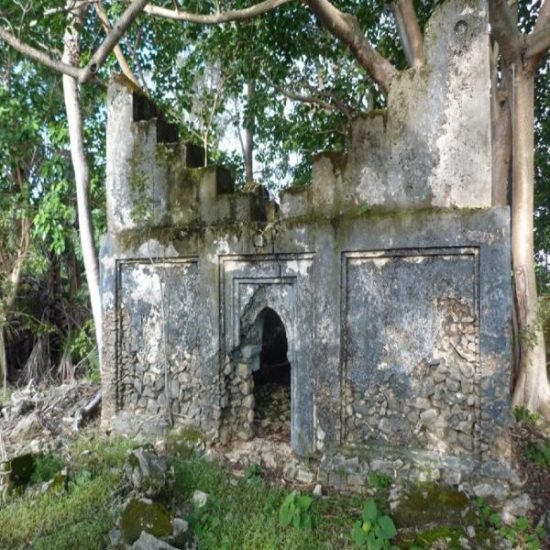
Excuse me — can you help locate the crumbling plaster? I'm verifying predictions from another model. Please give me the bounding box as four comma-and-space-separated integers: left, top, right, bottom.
101, 0, 516, 499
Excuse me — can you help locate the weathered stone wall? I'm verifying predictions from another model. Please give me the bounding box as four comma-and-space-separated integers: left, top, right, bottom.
101, 0, 516, 499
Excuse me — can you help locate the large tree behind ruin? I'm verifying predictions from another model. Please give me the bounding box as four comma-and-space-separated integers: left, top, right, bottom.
0, 0, 549, 416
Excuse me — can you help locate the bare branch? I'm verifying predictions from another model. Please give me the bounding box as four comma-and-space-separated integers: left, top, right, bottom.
533, 0, 550, 34
302, 82, 355, 116
0, 25, 82, 79
144, 0, 292, 24
525, 25, 550, 60
488, 0, 524, 64
273, 82, 352, 118
44, 1, 98, 17
94, 0, 141, 87
391, 0, 424, 68
304, 0, 397, 93
80, 0, 149, 83
522, 2, 550, 71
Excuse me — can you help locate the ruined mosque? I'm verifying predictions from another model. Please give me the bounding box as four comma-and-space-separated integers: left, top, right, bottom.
100, 0, 517, 495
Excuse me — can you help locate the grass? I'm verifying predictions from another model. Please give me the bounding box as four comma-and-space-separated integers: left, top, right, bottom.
172, 458, 376, 549
0, 436, 133, 550
0, 436, 544, 550
0, 440, 367, 550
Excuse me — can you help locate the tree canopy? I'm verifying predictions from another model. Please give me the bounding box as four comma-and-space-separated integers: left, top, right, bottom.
0, 0, 549, 416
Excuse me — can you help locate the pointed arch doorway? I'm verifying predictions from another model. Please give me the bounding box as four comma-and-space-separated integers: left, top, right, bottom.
252, 307, 291, 441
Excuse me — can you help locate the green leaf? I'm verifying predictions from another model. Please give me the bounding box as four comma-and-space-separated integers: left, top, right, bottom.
516, 516, 529, 531
351, 520, 367, 545
279, 503, 293, 527
367, 531, 382, 550
301, 511, 314, 530
293, 512, 301, 529
490, 512, 502, 528
378, 515, 397, 539
362, 499, 378, 523
297, 495, 313, 510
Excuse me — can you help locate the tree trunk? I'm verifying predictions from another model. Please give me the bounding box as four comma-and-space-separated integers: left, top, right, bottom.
0, 326, 7, 391
244, 79, 255, 182
0, 195, 31, 388
510, 71, 550, 416
62, 5, 103, 356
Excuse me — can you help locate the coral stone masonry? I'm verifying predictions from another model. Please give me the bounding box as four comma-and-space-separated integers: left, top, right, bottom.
101, 0, 517, 499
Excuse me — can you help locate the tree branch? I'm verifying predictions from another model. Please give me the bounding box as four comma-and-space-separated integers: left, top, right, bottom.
391, 0, 424, 68
44, 1, 98, 17
533, 0, 550, 34
0, 25, 81, 79
79, 0, 149, 83
0, 3, 112, 86
273, 82, 352, 118
525, 25, 550, 60
303, 0, 397, 93
488, 0, 524, 64
302, 82, 355, 116
522, 1, 550, 72
144, 0, 292, 24
94, 0, 141, 87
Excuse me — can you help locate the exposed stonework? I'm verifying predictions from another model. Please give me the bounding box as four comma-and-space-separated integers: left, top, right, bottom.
101, 0, 516, 501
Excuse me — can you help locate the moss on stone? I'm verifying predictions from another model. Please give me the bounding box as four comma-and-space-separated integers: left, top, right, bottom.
393, 482, 471, 528
166, 427, 205, 460
283, 205, 489, 231
119, 498, 172, 545
398, 525, 465, 548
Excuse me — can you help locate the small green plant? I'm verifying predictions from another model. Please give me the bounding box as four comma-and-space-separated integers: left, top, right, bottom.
359, 202, 371, 214
244, 462, 263, 486
244, 462, 262, 479
526, 440, 550, 466
368, 471, 392, 491
70, 469, 93, 488
476, 498, 546, 550
279, 490, 316, 530
351, 498, 397, 549
71, 320, 100, 382
188, 495, 223, 540
513, 406, 540, 424
475, 497, 501, 528
29, 454, 65, 484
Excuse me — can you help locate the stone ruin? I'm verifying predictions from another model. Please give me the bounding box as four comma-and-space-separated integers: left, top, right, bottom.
101, 0, 518, 498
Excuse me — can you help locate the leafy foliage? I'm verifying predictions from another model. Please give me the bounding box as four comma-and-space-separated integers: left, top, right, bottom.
351, 498, 397, 549
0, 42, 106, 384
29, 454, 65, 484
514, 406, 540, 424
476, 497, 547, 550
526, 439, 550, 466
279, 490, 316, 530
368, 470, 393, 491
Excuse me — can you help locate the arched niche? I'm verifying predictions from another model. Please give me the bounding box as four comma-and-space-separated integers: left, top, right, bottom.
233, 279, 315, 456
245, 307, 291, 441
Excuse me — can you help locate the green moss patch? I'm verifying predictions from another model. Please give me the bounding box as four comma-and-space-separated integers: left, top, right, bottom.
166, 426, 205, 460
119, 498, 172, 544
393, 482, 471, 528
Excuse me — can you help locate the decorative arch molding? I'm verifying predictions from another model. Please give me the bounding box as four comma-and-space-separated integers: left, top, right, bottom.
219, 253, 315, 456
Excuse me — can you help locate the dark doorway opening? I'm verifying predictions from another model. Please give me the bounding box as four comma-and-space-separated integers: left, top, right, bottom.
253, 308, 291, 440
